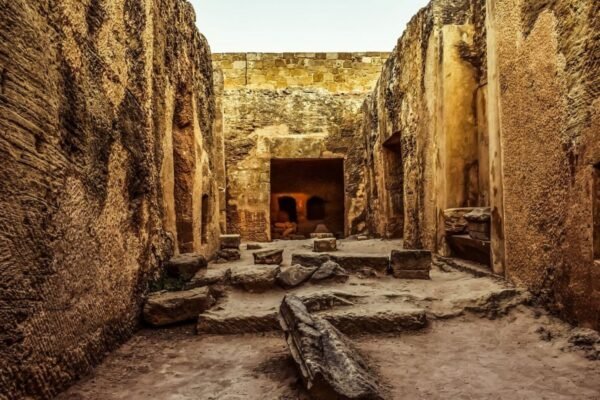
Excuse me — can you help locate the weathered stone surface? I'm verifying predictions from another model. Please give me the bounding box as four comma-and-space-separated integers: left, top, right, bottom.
464, 208, 491, 240
197, 309, 279, 334
390, 250, 431, 280
247, 244, 263, 250
215, 248, 241, 262
443, 208, 472, 235
165, 254, 208, 281
278, 296, 384, 400
185, 268, 232, 289
323, 309, 428, 335
143, 288, 216, 327
314, 238, 337, 252
276, 265, 318, 288
231, 266, 281, 293
253, 249, 284, 265
311, 261, 350, 284
220, 234, 241, 249
292, 253, 389, 274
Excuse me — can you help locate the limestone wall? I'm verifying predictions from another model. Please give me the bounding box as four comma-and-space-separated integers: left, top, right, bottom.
214, 52, 388, 92
359, 0, 488, 249
217, 52, 388, 241
0, 0, 223, 398
488, 0, 599, 329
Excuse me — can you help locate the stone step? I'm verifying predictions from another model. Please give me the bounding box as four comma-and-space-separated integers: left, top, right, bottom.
434, 256, 498, 279
291, 253, 390, 273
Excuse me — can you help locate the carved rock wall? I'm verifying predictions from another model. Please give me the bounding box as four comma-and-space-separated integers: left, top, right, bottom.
0, 0, 222, 398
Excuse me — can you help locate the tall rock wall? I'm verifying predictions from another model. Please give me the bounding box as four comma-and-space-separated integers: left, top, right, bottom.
215, 53, 388, 241
487, 0, 599, 329
359, 0, 488, 248
0, 0, 223, 398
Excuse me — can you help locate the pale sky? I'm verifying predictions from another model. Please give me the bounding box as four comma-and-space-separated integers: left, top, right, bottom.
190, 0, 430, 53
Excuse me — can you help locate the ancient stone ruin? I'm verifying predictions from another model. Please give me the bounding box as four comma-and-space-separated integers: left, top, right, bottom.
0, 0, 599, 399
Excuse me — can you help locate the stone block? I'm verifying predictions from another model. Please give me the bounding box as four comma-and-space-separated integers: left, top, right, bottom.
215, 248, 241, 263
390, 250, 432, 279
143, 287, 216, 327
185, 268, 232, 289
246, 243, 262, 250
310, 232, 335, 239
220, 234, 241, 249
164, 254, 207, 281
231, 266, 280, 293
291, 253, 389, 274
314, 238, 337, 252
253, 249, 284, 265
310, 261, 349, 284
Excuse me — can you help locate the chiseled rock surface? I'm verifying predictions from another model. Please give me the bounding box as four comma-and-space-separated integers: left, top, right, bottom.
197, 309, 279, 335
279, 295, 385, 400
143, 288, 216, 327
276, 264, 318, 288
165, 254, 208, 281
292, 253, 389, 274
390, 250, 432, 280
220, 234, 241, 250
184, 268, 232, 289
313, 238, 337, 252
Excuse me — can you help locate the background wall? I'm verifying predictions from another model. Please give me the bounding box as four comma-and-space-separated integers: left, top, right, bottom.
0, 0, 223, 398
216, 52, 388, 241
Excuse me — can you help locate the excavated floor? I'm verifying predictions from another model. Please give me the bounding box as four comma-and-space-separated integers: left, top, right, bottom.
57, 239, 600, 399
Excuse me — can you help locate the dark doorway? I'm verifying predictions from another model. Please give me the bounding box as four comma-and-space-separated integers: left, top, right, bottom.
307, 196, 326, 220
270, 158, 344, 238
383, 132, 404, 238
278, 196, 298, 223
201, 194, 209, 244
594, 163, 600, 260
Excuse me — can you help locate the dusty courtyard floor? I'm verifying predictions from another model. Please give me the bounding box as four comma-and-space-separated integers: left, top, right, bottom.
57, 239, 600, 399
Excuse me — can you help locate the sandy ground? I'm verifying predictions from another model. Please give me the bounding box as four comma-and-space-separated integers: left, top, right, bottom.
58, 308, 600, 400
57, 239, 600, 399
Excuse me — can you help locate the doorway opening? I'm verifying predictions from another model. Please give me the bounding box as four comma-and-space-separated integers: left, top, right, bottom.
383, 132, 404, 238
270, 158, 344, 239
201, 194, 209, 245
594, 163, 600, 260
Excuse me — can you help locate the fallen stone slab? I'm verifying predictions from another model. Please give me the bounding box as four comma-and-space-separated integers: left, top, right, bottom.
322, 309, 428, 335
184, 268, 232, 289
253, 249, 284, 265
390, 250, 431, 280
311, 261, 349, 284
164, 253, 207, 281
277, 264, 318, 288
220, 234, 241, 249
291, 253, 390, 274
197, 309, 279, 334
247, 243, 262, 250
279, 295, 384, 400
231, 266, 280, 293
314, 238, 337, 252
143, 287, 216, 327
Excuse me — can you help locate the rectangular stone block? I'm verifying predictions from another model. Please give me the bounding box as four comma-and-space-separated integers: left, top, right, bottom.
314, 238, 337, 252
291, 253, 389, 273
310, 232, 335, 239
220, 234, 241, 250
390, 250, 432, 279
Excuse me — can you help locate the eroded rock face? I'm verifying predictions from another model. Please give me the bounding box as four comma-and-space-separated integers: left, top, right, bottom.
165, 254, 208, 281
277, 264, 318, 288
0, 0, 222, 396
314, 238, 338, 253
143, 288, 216, 327
215, 248, 242, 263
390, 250, 432, 280
278, 295, 384, 400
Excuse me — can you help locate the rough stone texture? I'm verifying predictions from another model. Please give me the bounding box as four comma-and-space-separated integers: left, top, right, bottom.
313, 238, 337, 253
220, 234, 241, 249
197, 309, 280, 335
0, 0, 223, 398
215, 248, 241, 262
215, 52, 388, 242
165, 254, 208, 281
292, 253, 390, 274
488, 0, 600, 329
443, 208, 473, 235
142, 287, 216, 327
278, 295, 384, 400
276, 264, 318, 288
311, 261, 350, 284
185, 268, 232, 289
231, 266, 281, 293
253, 249, 284, 265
